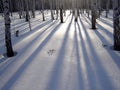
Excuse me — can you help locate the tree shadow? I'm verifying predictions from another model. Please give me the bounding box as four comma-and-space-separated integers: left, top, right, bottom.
76, 21, 98, 90
82, 14, 113, 38
81, 13, 120, 69
0, 20, 60, 75
11, 19, 27, 28
64, 13, 71, 22
74, 22, 85, 90
13, 20, 56, 45
82, 14, 113, 41
98, 18, 113, 28
19, 19, 53, 36
46, 15, 73, 90
81, 14, 91, 26
0, 20, 52, 46
94, 30, 120, 69
78, 17, 116, 89
1, 19, 61, 90
96, 23, 112, 37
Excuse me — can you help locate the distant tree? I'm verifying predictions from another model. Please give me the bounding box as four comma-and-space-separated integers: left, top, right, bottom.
105, 0, 110, 18
9, 0, 13, 16
55, 0, 59, 20
24, 0, 30, 22
86, 0, 90, 18
3, 0, 14, 57
113, 0, 120, 50
60, 0, 63, 23
17, 0, 24, 19
31, 0, 35, 18
41, 0, 45, 21
97, 0, 102, 17
49, 0, 54, 20
91, 0, 97, 29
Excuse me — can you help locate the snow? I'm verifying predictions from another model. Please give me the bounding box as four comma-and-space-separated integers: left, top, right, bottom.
0, 10, 120, 90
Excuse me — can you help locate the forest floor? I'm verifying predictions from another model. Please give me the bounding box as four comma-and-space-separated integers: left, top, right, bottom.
0, 10, 120, 90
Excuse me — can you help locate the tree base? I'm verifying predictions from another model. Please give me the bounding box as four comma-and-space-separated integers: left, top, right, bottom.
6, 51, 17, 57
91, 27, 97, 30
114, 45, 120, 51
90, 28, 97, 30
75, 18, 77, 22
7, 52, 14, 57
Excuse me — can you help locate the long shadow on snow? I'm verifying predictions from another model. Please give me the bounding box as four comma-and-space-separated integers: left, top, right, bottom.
64, 13, 71, 22
81, 14, 120, 69
11, 19, 27, 28
82, 14, 113, 40
96, 23, 112, 37
12, 20, 55, 46
11, 18, 50, 36
98, 18, 113, 28
0, 20, 55, 55
79, 17, 115, 89
76, 21, 98, 90
1, 20, 61, 90
0, 20, 59, 75
19, 19, 52, 36
81, 14, 91, 25
94, 30, 120, 69
46, 15, 73, 90
0, 20, 52, 47
73, 22, 85, 90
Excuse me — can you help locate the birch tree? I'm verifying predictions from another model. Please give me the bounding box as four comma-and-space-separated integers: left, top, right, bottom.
9, 0, 13, 16
60, 0, 63, 23
113, 0, 120, 50
49, 0, 54, 20
97, 0, 102, 17
24, 0, 30, 22
55, 0, 59, 20
31, 0, 35, 18
41, 0, 45, 21
91, 0, 97, 29
17, 0, 24, 19
3, 0, 14, 57
105, 0, 110, 18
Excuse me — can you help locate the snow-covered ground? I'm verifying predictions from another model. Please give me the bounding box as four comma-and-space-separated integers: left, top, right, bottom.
0, 10, 120, 90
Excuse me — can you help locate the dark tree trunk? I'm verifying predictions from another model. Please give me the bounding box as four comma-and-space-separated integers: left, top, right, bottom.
31, 0, 35, 18
9, 0, 13, 17
113, 0, 120, 50
24, 0, 29, 22
60, 8, 63, 23
91, 2, 97, 29
49, 0, 54, 20
41, 0, 45, 21
105, 0, 110, 18
3, 0, 14, 57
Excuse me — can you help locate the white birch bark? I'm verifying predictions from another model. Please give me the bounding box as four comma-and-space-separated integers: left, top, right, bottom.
3, 0, 14, 57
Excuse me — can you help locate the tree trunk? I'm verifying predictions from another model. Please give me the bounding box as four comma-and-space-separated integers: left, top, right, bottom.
105, 0, 110, 18
91, 1, 97, 29
3, 0, 14, 57
24, 0, 29, 22
24, 0, 31, 31
113, 0, 120, 50
55, 0, 59, 20
9, 0, 13, 17
87, 0, 90, 18
31, 0, 35, 18
41, 0, 45, 21
49, 0, 54, 20
98, 0, 102, 18
60, 8, 63, 23
17, 0, 23, 19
